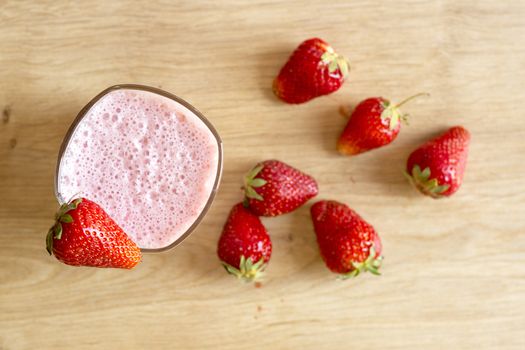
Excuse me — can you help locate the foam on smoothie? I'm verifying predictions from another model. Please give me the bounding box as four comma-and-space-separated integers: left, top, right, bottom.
57, 89, 219, 249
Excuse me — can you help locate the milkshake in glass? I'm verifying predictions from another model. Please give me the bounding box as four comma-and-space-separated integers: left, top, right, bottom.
55, 85, 222, 251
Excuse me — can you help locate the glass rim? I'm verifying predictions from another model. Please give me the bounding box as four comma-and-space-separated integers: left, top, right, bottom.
54, 84, 223, 253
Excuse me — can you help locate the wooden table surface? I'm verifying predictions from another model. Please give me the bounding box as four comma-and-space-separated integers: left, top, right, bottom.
1, 1, 524, 349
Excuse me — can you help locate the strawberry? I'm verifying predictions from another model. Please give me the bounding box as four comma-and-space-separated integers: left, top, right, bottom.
337, 93, 428, 156
217, 203, 272, 282
243, 159, 318, 216
273, 38, 350, 104
310, 200, 383, 278
46, 198, 141, 269
405, 126, 470, 198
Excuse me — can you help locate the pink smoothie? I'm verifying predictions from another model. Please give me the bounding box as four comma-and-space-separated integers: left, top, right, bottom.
57, 88, 221, 250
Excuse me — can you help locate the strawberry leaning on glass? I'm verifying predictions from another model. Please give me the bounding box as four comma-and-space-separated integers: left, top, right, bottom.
46, 198, 142, 269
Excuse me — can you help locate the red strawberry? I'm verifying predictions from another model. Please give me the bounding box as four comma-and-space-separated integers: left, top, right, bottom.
310, 200, 383, 278
217, 203, 272, 282
338, 93, 428, 156
273, 38, 350, 104
405, 126, 470, 198
46, 198, 141, 269
243, 160, 318, 216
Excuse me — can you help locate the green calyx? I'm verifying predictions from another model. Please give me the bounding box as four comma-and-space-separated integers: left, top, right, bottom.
339, 245, 383, 280
380, 93, 430, 130
45, 198, 82, 255
380, 100, 406, 130
222, 256, 267, 282
242, 164, 267, 202
404, 165, 449, 198
321, 47, 350, 78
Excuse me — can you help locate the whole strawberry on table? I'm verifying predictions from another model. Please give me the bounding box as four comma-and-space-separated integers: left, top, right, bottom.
217, 203, 272, 282
405, 126, 470, 198
273, 38, 350, 104
310, 200, 383, 278
243, 159, 318, 216
337, 93, 429, 156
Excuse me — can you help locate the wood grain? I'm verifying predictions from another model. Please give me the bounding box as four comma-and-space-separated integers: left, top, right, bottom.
1, 0, 524, 349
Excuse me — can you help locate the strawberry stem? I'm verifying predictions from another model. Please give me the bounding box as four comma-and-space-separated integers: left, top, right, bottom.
339, 105, 352, 119
382, 92, 430, 130
394, 92, 430, 109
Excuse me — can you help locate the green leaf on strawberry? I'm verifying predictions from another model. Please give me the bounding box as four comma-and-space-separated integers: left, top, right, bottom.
380, 100, 404, 130
46, 198, 83, 254
222, 255, 267, 282
321, 48, 350, 78
60, 214, 73, 223
243, 164, 266, 201
339, 246, 383, 279
46, 228, 54, 255
404, 165, 450, 198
